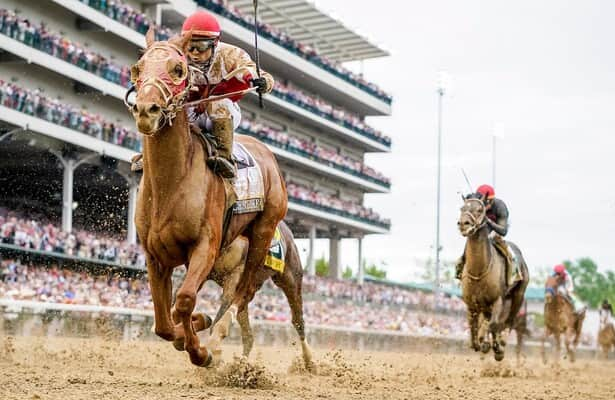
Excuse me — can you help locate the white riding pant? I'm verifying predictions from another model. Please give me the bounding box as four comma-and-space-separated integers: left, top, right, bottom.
188, 98, 241, 132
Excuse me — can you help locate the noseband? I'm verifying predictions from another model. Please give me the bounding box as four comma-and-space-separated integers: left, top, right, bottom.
460, 198, 487, 236
126, 43, 192, 136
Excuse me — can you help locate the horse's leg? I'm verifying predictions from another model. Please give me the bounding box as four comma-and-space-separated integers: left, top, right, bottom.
170, 265, 212, 351
516, 328, 523, 365
553, 332, 561, 366
237, 305, 254, 357
233, 218, 279, 313
272, 265, 314, 370
489, 297, 506, 361
146, 255, 175, 341
467, 310, 480, 351
540, 329, 548, 364
209, 265, 242, 359
479, 312, 492, 353
176, 239, 217, 367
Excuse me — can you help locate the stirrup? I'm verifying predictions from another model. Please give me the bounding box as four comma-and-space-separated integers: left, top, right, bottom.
207, 157, 236, 179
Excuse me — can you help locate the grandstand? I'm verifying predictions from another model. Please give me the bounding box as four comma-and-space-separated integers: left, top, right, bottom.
0, 0, 392, 283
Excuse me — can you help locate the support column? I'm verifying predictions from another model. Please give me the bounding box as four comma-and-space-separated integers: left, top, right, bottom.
127, 180, 139, 244
61, 159, 75, 233
329, 234, 341, 280
357, 236, 364, 285
50, 151, 97, 233
306, 225, 316, 276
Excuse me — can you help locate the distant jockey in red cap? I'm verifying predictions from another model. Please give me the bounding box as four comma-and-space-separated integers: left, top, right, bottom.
131, 10, 273, 178
456, 184, 518, 285
552, 263, 586, 314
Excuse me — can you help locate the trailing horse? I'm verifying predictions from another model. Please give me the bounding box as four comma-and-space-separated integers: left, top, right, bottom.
597, 307, 615, 359
130, 30, 287, 367
457, 195, 529, 361
540, 276, 585, 364
177, 221, 313, 368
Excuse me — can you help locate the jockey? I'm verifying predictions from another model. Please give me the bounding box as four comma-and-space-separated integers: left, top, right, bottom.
602, 299, 613, 316
553, 264, 585, 313
455, 184, 516, 284
131, 10, 274, 178
601, 299, 613, 324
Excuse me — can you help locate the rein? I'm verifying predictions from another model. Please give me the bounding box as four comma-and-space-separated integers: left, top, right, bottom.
463, 249, 494, 281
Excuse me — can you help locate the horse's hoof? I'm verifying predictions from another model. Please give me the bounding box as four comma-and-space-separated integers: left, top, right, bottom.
481, 342, 491, 354
172, 338, 185, 352
199, 348, 213, 368
195, 313, 213, 331
494, 351, 505, 362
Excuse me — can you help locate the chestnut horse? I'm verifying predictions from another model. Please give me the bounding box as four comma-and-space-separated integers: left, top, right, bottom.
130, 30, 287, 367
457, 195, 529, 361
540, 276, 585, 364
597, 307, 615, 359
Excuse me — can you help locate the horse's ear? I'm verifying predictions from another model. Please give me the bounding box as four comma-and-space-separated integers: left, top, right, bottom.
145, 27, 156, 48
179, 30, 193, 53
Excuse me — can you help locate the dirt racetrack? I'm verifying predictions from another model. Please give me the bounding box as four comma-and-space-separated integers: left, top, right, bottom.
1, 335, 613, 400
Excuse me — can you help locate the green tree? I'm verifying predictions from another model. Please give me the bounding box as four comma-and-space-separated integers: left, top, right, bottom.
365, 262, 387, 279
342, 266, 353, 279
563, 258, 615, 308
315, 256, 329, 277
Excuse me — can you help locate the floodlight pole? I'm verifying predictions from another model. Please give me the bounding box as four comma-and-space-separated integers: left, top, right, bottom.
434, 84, 445, 310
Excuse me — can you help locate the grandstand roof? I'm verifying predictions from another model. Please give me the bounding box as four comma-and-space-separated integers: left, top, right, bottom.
230, 0, 389, 62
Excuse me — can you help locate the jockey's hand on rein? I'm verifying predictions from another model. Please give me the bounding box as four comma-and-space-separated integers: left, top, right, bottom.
251, 77, 268, 94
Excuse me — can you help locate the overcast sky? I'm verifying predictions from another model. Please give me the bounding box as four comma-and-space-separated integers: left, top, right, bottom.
296, 0, 615, 282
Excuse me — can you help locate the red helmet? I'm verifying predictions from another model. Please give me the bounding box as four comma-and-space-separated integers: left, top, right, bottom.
476, 184, 495, 199
553, 264, 567, 276
182, 11, 221, 38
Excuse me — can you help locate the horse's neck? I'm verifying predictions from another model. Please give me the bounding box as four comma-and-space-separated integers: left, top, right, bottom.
142, 112, 194, 208
464, 226, 492, 275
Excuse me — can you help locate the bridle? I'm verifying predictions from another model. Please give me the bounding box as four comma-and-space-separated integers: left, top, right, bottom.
125, 42, 192, 136
460, 198, 487, 236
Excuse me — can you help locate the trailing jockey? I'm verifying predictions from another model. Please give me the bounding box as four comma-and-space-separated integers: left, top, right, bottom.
131, 10, 274, 179
553, 264, 586, 315
456, 184, 522, 289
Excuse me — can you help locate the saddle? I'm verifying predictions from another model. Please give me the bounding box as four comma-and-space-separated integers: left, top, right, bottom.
491, 235, 521, 295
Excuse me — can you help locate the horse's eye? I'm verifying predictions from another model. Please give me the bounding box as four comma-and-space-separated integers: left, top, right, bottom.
174, 64, 184, 76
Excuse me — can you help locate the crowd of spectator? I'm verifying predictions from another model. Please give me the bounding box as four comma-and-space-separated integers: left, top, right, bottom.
0, 258, 467, 338
272, 81, 391, 146
286, 182, 391, 228
0, 9, 130, 88
239, 118, 390, 187
196, 0, 392, 104
78, 0, 393, 103
0, 257, 598, 345
0, 80, 141, 151
0, 209, 145, 268
0, 79, 392, 191
78, 0, 173, 41
300, 275, 466, 313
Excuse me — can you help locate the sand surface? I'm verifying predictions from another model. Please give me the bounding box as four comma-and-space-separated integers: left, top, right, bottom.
1, 335, 613, 400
